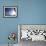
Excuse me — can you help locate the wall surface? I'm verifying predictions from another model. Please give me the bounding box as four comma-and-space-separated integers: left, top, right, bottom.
0, 0, 18, 44
0, 0, 46, 45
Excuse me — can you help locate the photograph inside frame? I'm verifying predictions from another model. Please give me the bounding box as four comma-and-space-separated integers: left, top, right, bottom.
3, 6, 17, 17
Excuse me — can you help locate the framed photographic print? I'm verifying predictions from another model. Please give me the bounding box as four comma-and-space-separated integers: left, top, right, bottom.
3, 6, 17, 18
